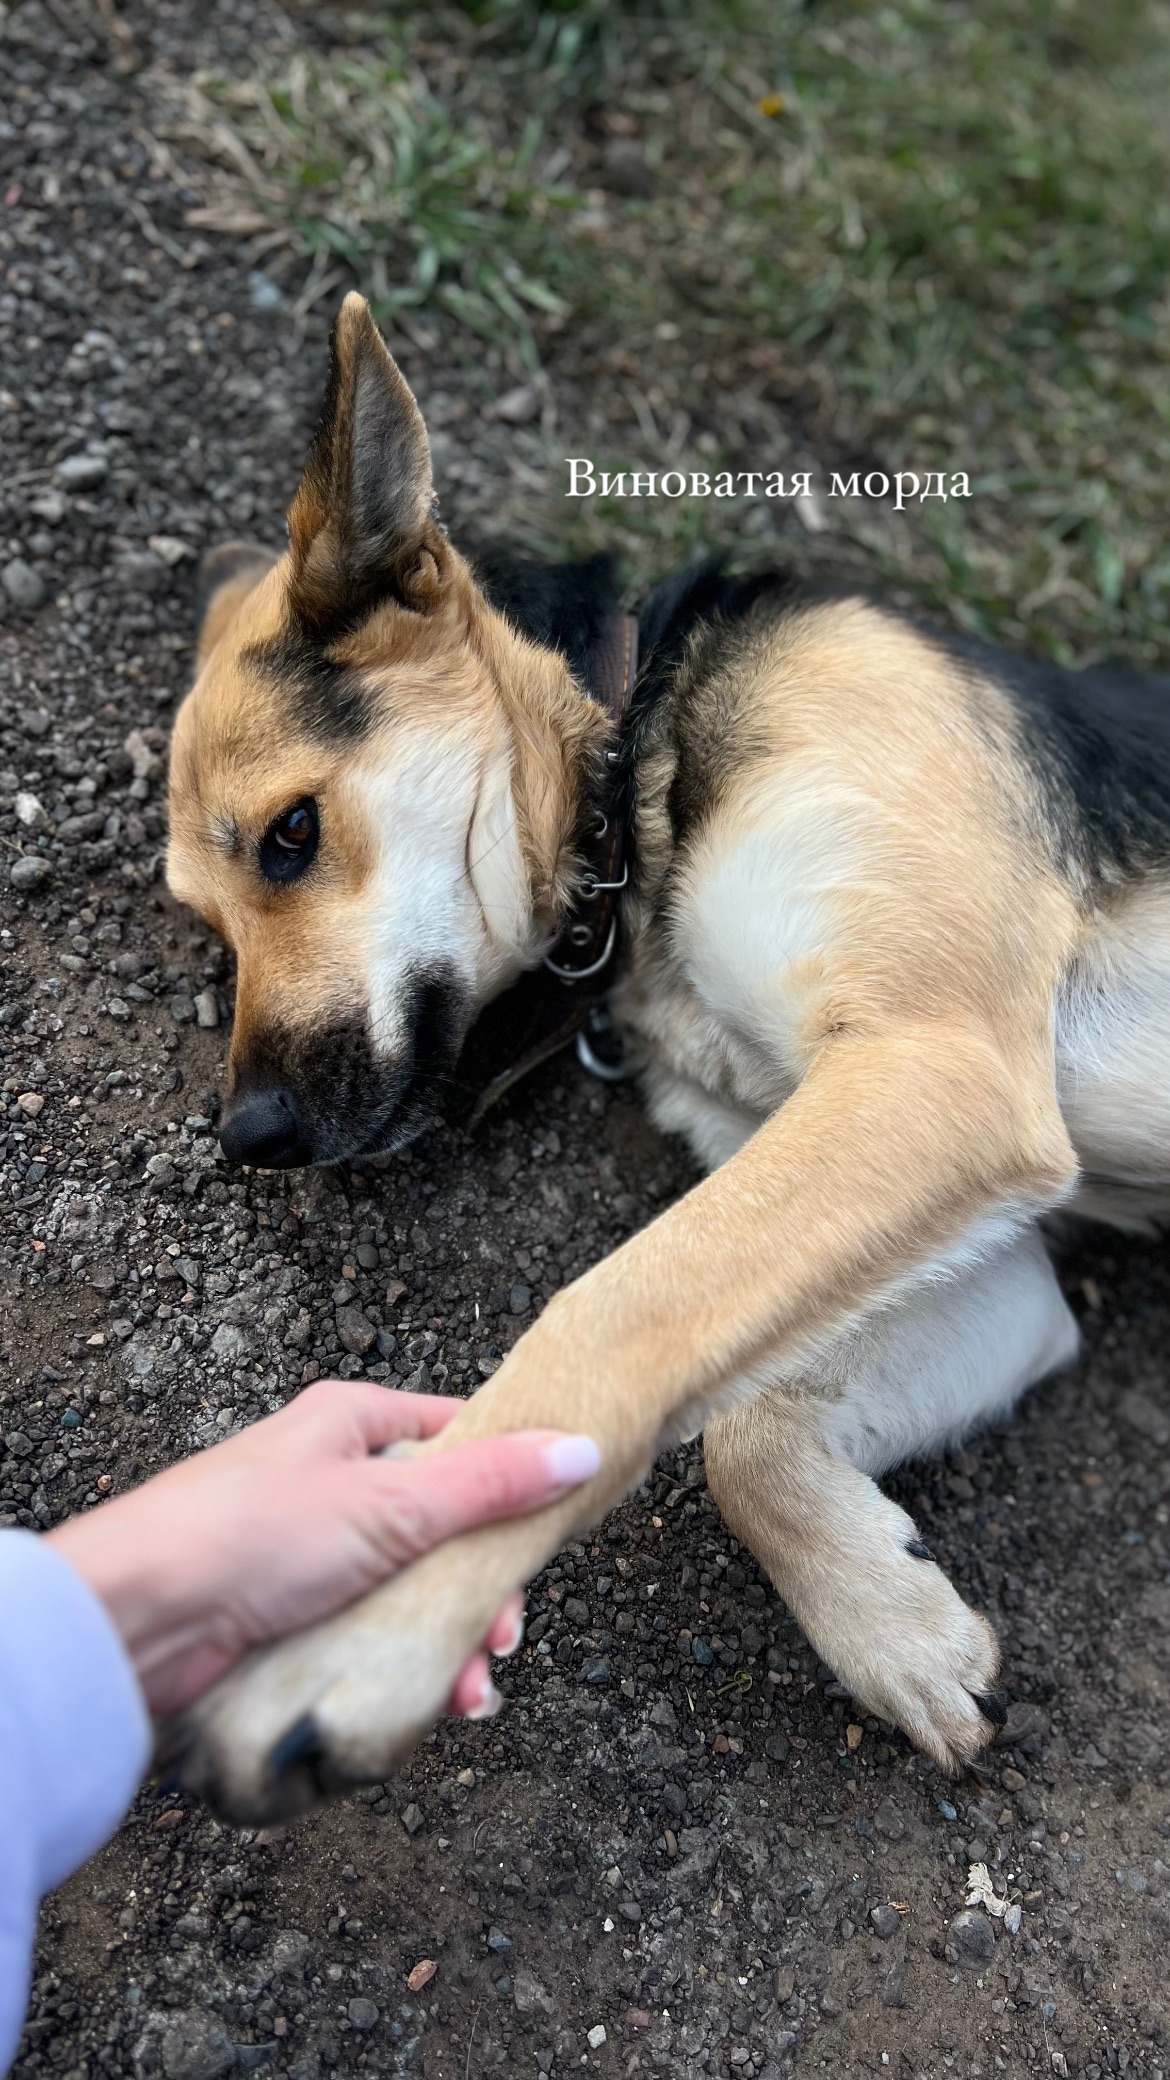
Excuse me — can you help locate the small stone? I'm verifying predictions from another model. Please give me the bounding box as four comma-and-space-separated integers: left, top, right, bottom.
356, 1242, 380, 1269
16, 1091, 44, 1117
194, 988, 220, 1029
156, 2007, 235, 2080
512, 1968, 554, 2015
486, 1926, 513, 1954
114, 548, 168, 594
385, 1277, 408, 1308
740, 1622, 765, 1657
948, 1907, 996, 1969
346, 1998, 379, 2031
148, 533, 194, 565
586, 2024, 607, 2051
336, 1302, 377, 1356
492, 383, 542, 424
625, 2008, 652, 2029
873, 1799, 905, 1841
845, 1723, 863, 1752
882, 1959, 907, 2008
582, 1658, 612, 1684
170, 995, 196, 1025
270, 1929, 313, 1975
400, 1802, 424, 1835
456, 1767, 475, 1786
1000, 1767, 1026, 1792
1116, 1866, 1148, 1893
764, 1732, 790, 1764
691, 1636, 715, 1667
18, 707, 50, 737
57, 451, 108, 489
10, 854, 52, 891
2, 558, 45, 608
123, 727, 161, 781
870, 1902, 901, 1940
105, 997, 131, 1020
1002, 1902, 1022, 1934
210, 1322, 254, 1362
30, 488, 66, 523
508, 1282, 532, 1314
406, 1959, 437, 1993
14, 791, 46, 828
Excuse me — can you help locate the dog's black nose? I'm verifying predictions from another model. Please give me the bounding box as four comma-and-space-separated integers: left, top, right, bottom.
219, 1089, 307, 1167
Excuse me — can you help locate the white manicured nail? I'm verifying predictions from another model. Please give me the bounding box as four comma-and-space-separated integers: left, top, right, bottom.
466, 1681, 503, 1721
543, 1434, 602, 1486
495, 1611, 524, 1659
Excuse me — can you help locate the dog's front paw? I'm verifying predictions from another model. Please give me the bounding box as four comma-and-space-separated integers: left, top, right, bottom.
156, 1538, 509, 1823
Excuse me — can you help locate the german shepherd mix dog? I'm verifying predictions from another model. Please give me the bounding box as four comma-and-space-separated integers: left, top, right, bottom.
165, 293, 1170, 1820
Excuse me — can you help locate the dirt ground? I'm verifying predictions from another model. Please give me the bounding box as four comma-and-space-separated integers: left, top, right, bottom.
3, 6, 1170, 2080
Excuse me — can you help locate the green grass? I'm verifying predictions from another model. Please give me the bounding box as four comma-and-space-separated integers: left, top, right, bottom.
168, 0, 1170, 664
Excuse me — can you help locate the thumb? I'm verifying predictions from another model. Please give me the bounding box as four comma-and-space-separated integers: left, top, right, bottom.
370, 1430, 601, 1564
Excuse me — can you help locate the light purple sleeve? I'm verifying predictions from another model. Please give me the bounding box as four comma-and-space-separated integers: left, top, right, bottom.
0, 1531, 151, 2074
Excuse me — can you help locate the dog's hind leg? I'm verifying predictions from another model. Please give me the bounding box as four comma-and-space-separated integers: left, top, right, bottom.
703, 1226, 1078, 1765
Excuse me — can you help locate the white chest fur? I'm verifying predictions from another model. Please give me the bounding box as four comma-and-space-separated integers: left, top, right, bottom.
614, 767, 870, 1170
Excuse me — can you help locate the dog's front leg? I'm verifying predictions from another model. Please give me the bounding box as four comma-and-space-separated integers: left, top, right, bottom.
162, 1021, 1074, 1819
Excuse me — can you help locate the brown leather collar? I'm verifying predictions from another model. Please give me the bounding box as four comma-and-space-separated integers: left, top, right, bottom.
448, 613, 640, 1126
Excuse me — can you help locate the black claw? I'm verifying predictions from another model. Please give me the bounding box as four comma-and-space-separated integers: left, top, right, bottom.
269, 1712, 326, 1780
973, 1689, 1007, 1728
905, 1537, 935, 1562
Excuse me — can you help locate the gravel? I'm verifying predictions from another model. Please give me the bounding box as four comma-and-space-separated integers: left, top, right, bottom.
2, 6, 1170, 2080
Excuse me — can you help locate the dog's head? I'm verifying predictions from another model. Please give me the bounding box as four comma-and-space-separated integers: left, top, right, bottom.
168, 294, 608, 1167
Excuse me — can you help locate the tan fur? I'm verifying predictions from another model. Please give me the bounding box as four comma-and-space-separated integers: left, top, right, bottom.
169, 547, 607, 1092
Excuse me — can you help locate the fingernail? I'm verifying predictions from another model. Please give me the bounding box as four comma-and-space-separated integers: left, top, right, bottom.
543, 1434, 602, 1487
466, 1681, 503, 1722
495, 1611, 524, 1659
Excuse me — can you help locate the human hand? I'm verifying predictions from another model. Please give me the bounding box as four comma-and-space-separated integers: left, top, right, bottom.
47, 1381, 600, 1719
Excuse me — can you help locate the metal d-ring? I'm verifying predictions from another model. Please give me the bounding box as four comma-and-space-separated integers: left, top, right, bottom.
543, 916, 618, 982
579, 863, 629, 900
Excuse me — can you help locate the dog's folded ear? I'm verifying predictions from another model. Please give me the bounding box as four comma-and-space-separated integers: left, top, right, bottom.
287, 292, 444, 634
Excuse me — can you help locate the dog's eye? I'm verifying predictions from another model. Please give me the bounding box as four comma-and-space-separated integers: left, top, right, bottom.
259, 798, 319, 884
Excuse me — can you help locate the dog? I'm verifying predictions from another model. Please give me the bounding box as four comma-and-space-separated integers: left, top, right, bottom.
163, 291, 1170, 1820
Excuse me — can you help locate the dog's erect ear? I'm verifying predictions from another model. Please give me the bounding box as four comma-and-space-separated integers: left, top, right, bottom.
195, 541, 280, 670
287, 292, 443, 632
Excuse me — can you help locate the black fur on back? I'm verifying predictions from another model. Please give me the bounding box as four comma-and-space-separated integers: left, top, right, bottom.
931, 628, 1170, 884
629, 561, 807, 852
474, 544, 1170, 892
472, 548, 624, 687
